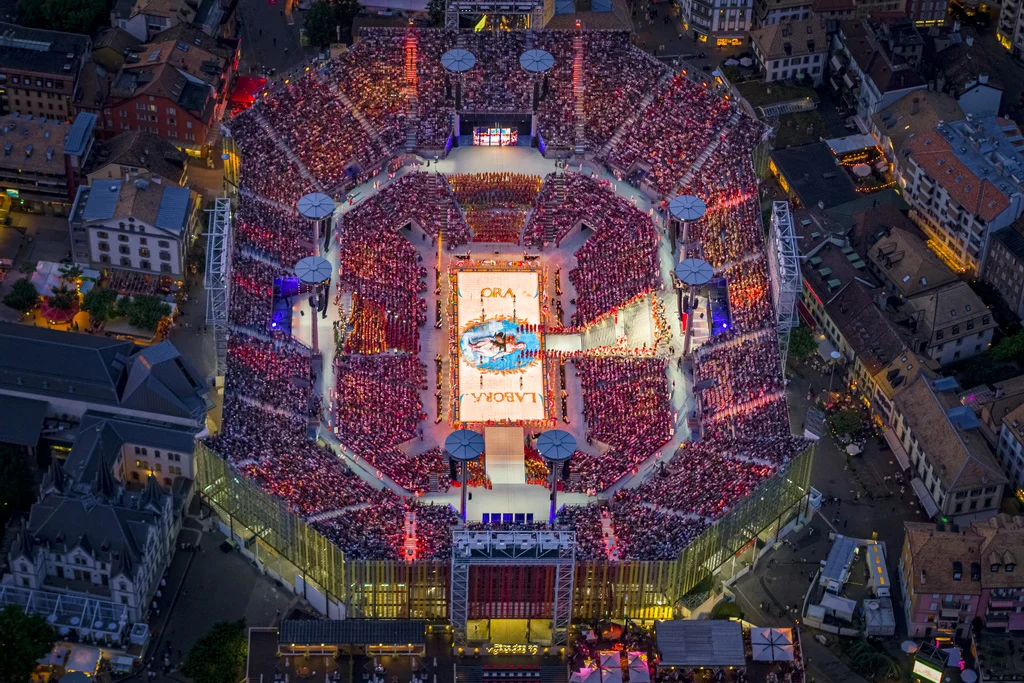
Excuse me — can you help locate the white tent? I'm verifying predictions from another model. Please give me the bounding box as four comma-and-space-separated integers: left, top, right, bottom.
751, 628, 795, 662
570, 665, 600, 683
600, 651, 622, 683
626, 652, 650, 683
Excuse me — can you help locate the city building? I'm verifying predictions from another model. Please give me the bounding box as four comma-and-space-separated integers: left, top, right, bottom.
103, 25, 238, 158
904, 0, 948, 26
890, 373, 1007, 522
680, 0, 752, 45
830, 18, 927, 127
85, 130, 188, 186
8, 465, 188, 622
812, 0, 857, 23
900, 515, 1024, 639
997, 0, 1024, 58
870, 90, 966, 162
0, 112, 97, 215
899, 281, 997, 364
985, 218, 1024, 319
750, 17, 828, 85
960, 376, 1024, 451
753, 0, 811, 27
861, 220, 954, 295
91, 28, 142, 73
769, 142, 858, 209
932, 33, 1003, 117
996, 403, 1024, 494
898, 117, 1024, 276
0, 23, 91, 121
69, 177, 201, 278
111, 0, 197, 42
798, 220, 928, 424
874, 18, 925, 69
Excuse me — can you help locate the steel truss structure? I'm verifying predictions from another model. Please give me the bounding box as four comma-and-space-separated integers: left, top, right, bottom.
445, 0, 545, 29
450, 530, 576, 645
767, 201, 800, 367
205, 197, 232, 377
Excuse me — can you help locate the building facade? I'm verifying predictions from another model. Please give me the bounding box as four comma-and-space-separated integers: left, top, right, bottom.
900, 516, 1024, 640
750, 18, 828, 85
0, 23, 91, 122
985, 219, 1024, 320
898, 118, 1024, 276
0, 112, 96, 215
681, 0, 753, 45
69, 177, 201, 278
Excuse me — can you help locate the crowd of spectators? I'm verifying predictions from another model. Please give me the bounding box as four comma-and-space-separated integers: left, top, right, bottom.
693, 332, 784, 421
236, 195, 315, 269
603, 74, 732, 196
211, 28, 806, 567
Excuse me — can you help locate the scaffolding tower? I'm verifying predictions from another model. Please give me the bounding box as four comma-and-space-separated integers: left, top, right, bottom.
205, 197, 232, 377
445, 0, 545, 28
450, 530, 576, 645
767, 201, 800, 367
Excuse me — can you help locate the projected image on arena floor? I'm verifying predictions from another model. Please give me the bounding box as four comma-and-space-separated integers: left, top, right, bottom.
454, 268, 546, 424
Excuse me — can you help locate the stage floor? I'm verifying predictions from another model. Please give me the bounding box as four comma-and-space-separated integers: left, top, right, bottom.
456, 269, 545, 424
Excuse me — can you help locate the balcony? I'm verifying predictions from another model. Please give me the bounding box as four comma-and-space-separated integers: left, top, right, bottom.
940, 602, 964, 619
990, 599, 1014, 609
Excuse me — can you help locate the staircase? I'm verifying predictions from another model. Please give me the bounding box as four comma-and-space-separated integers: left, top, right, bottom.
544, 174, 566, 244
572, 34, 586, 155
405, 29, 419, 153
601, 514, 620, 561
597, 71, 672, 160
336, 89, 386, 152
436, 173, 450, 242
677, 109, 742, 191
403, 510, 418, 560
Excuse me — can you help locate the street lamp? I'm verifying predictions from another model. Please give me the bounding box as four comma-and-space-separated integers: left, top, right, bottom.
827, 350, 842, 398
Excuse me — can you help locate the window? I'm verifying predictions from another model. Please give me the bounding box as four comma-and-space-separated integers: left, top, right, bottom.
118, 234, 129, 242
953, 325, 960, 335
159, 251, 171, 261
993, 563, 1001, 572
158, 240, 169, 248
936, 331, 944, 340
98, 242, 109, 252
99, 254, 111, 264
167, 107, 176, 115
97, 231, 108, 239
139, 237, 147, 245
185, 121, 192, 129
120, 257, 131, 267
118, 245, 130, 255
154, 450, 161, 458
139, 247, 150, 258
140, 260, 151, 270
161, 263, 172, 273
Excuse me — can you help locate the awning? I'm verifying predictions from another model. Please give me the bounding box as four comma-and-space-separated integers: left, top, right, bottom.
884, 429, 911, 471
816, 334, 839, 362
797, 300, 816, 328
911, 477, 940, 519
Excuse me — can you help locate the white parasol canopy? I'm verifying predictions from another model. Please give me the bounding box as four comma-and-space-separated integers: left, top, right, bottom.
751, 628, 795, 662
294, 255, 332, 285
441, 49, 476, 72
668, 194, 708, 222
520, 49, 555, 73
675, 258, 714, 286
297, 192, 334, 220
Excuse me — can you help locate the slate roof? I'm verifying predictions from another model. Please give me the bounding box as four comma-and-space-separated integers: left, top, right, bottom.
0, 325, 208, 421
771, 142, 858, 210
0, 394, 48, 447
278, 620, 427, 646
0, 23, 90, 77
86, 130, 187, 184
894, 373, 1007, 491
63, 411, 198, 491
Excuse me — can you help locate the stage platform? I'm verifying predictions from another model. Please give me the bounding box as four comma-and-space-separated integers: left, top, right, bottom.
484, 427, 526, 485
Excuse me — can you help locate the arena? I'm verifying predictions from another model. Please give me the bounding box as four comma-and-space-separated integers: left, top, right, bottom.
200, 25, 815, 643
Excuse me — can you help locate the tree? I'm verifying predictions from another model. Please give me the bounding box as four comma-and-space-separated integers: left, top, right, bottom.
304, 1, 340, 49
81, 287, 119, 325
182, 619, 248, 683
116, 294, 172, 332
788, 325, 816, 362
48, 285, 76, 311
0, 605, 57, 683
992, 331, 1024, 362
334, 0, 361, 38
3, 278, 37, 314
0, 445, 35, 530
829, 408, 863, 436
57, 263, 82, 285
427, 0, 445, 26
18, 0, 109, 35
